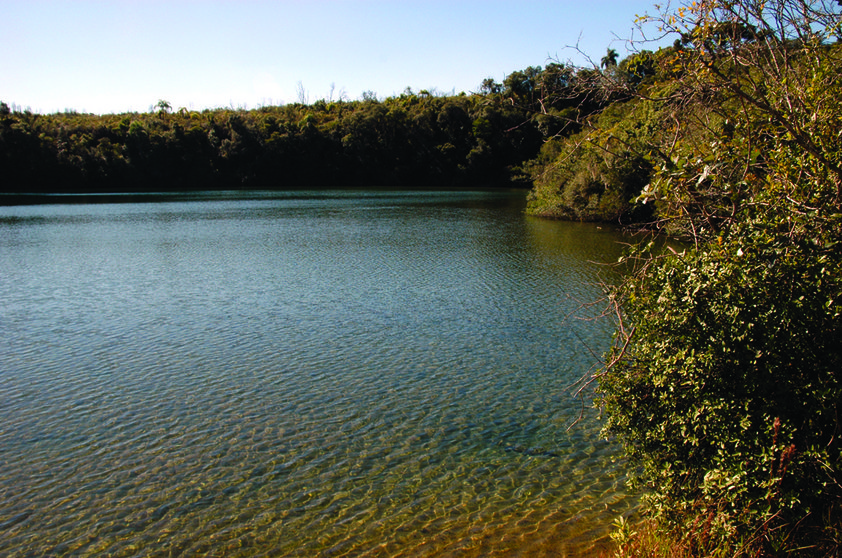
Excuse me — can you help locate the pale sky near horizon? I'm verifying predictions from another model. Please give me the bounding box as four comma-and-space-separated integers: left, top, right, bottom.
2, 0, 671, 115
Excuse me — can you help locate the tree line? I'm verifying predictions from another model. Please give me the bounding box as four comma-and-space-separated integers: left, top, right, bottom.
0, 63, 622, 194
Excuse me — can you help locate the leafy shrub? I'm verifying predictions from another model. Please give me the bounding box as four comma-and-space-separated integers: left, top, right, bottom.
526, 97, 659, 222
595, 2, 842, 554
600, 208, 842, 553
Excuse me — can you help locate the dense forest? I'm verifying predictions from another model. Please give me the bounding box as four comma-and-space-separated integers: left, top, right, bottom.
4, 0, 841, 556
0, 64, 618, 194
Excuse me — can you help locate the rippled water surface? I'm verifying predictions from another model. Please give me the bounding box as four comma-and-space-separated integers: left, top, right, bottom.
0, 190, 635, 557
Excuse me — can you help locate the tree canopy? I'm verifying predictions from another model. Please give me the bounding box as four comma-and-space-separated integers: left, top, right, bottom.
0, 62, 615, 195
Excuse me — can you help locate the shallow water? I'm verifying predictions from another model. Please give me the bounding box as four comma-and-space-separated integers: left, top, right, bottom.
0, 190, 635, 557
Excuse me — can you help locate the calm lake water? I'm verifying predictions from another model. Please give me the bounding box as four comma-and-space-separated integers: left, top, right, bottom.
0, 190, 635, 557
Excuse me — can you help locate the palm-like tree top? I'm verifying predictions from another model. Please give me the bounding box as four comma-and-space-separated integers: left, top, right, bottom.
600, 48, 619, 69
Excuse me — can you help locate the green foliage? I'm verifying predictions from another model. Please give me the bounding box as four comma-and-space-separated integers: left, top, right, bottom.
619, 51, 657, 86
601, 48, 619, 69
0, 86, 555, 193
526, 97, 659, 222
524, 46, 689, 222
601, 210, 842, 552
597, 1, 842, 555
1, 60, 623, 194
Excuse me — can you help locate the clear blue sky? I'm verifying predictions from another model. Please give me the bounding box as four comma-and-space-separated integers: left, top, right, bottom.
2, 0, 668, 115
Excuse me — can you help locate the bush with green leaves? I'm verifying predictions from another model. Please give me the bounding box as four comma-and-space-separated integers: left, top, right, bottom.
599, 206, 842, 553
594, 1, 842, 554
526, 96, 660, 222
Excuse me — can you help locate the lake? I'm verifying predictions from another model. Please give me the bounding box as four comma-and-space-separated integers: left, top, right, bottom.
0, 190, 635, 557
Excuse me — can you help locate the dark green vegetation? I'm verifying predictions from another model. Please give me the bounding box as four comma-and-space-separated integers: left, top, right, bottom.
0, 66, 616, 194
525, 50, 662, 222
562, 1, 842, 556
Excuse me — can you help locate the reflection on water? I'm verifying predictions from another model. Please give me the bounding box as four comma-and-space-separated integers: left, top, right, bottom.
0, 190, 635, 557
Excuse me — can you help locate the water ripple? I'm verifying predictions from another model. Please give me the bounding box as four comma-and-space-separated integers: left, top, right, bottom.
0, 191, 635, 557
